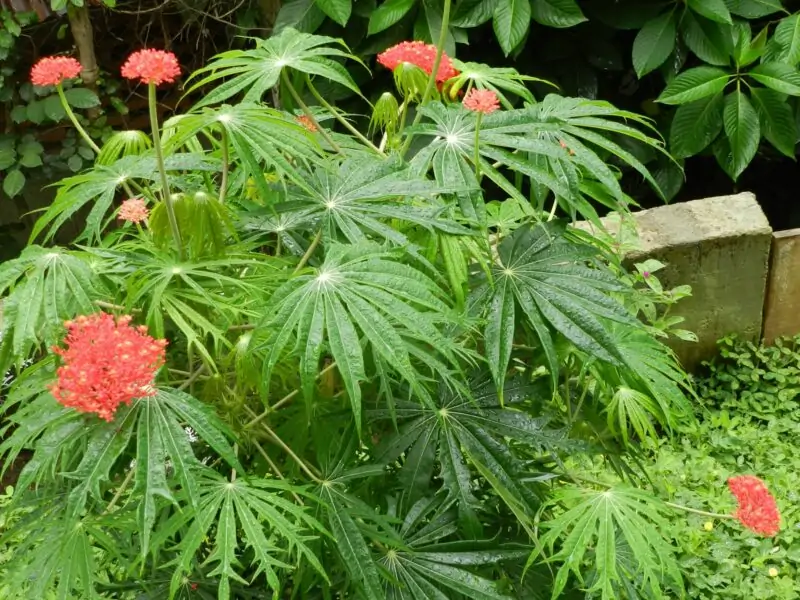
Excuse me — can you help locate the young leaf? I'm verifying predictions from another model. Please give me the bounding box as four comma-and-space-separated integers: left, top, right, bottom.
750, 87, 797, 158
632, 10, 677, 77
669, 92, 725, 158
721, 89, 760, 179
657, 66, 730, 105
492, 0, 531, 56
530, 0, 586, 28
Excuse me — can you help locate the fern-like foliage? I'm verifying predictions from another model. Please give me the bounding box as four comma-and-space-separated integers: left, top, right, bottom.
260, 242, 468, 428
0, 246, 106, 374
537, 485, 684, 600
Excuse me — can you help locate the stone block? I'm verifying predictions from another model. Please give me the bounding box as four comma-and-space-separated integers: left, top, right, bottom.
763, 229, 800, 344
579, 193, 772, 370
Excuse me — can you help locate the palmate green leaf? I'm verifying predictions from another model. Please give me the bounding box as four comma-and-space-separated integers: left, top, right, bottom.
750, 87, 796, 158
720, 88, 760, 180
657, 66, 730, 105
668, 92, 724, 158
480, 221, 637, 392
530, 0, 586, 28
278, 155, 471, 248
164, 471, 326, 600
632, 10, 677, 77
413, 98, 668, 221
372, 375, 566, 536
186, 28, 364, 108
450, 60, 545, 108
0, 246, 106, 373
537, 485, 683, 600
30, 153, 219, 243
165, 104, 324, 198
492, 0, 530, 55
260, 243, 464, 431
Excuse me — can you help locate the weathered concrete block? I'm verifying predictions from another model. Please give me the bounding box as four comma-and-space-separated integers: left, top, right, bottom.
579, 193, 772, 370
763, 229, 800, 344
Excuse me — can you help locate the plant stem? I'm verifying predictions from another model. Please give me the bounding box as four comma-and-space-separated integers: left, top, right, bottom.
401, 0, 452, 155
148, 83, 183, 260
281, 70, 342, 154
305, 75, 383, 155
57, 84, 101, 154
252, 440, 304, 504
219, 127, 229, 204
178, 364, 206, 391
664, 502, 733, 520
104, 467, 135, 514
294, 228, 322, 273
244, 361, 338, 429
473, 112, 482, 180
243, 405, 322, 483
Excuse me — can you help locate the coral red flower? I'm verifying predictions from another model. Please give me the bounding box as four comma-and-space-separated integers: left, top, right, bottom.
463, 88, 500, 114
377, 41, 458, 83
728, 475, 781, 536
30, 56, 82, 87
50, 313, 167, 421
118, 198, 149, 223
121, 49, 180, 85
296, 115, 318, 132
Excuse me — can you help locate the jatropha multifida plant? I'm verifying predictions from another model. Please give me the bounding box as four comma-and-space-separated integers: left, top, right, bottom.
0, 27, 782, 600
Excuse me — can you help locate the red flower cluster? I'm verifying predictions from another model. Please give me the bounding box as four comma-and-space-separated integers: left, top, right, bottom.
728, 475, 781, 537
50, 313, 167, 421
118, 198, 149, 223
296, 115, 318, 132
377, 41, 459, 83
30, 56, 82, 87
121, 49, 181, 85
463, 88, 500, 114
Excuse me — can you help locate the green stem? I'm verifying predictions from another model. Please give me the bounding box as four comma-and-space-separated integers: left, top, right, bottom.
664, 502, 733, 520
294, 228, 322, 273
473, 112, 482, 180
219, 127, 229, 204
148, 83, 183, 259
281, 70, 342, 154
57, 84, 100, 154
305, 75, 383, 155
104, 467, 135, 514
401, 0, 452, 155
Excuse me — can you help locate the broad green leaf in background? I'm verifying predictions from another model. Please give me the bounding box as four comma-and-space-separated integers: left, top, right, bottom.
63, 88, 101, 109
493, 0, 530, 56
750, 87, 797, 158
681, 12, 734, 66
368, 0, 417, 34
530, 0, 586, 28
315, 0, 351, 26
632, 10, 677, 77
274, 0, 326, 32
723, 0, 782, 19
657, 66, 730, 105
721, 89, 760, 179
669, 92, 725, 158
3, 169, 25, 197
451, 0, 498, 27
686, 0, 731, 24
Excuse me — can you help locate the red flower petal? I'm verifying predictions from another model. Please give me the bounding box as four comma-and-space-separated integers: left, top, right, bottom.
30, 56, 82, 87
728, 475, 781, 537
118, 198, 150, 223
121, 49, 181, 85
463, 88, 500, 114
50, 313, 167, 421
377, 41, 458, 83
